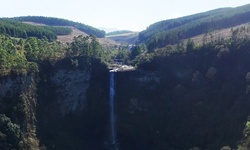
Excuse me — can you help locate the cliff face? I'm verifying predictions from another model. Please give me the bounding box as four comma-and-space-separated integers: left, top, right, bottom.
113, 47, 250, 150
50, 69, 91, 115
37, 58, 110, 150
0, 74, 40, 150
0, 57, 109, 150
114, 68, 250, 150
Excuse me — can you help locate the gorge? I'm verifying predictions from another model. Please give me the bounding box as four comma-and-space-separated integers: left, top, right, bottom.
2, 4, 250, 149
1, 51, 250, 149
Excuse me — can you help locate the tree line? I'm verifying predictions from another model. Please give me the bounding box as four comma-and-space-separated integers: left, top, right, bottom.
0, 19, 72, 41
0, 32, 111, 76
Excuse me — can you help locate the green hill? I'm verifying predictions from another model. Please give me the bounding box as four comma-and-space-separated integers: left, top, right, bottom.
10, 16, 105, 38
138, 4, 250, 50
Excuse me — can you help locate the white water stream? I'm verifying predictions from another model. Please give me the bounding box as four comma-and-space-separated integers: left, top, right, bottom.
109, 70, 116, 145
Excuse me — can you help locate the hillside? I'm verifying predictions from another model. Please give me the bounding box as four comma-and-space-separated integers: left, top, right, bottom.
22, 20, 119, 46
187, 23, 250, 44
9, 16, 106, 38
56, 27, 88, 43
0, 16, 119, 46
138, 4, 250, 51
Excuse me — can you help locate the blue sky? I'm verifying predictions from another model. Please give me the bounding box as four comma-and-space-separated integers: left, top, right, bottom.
1, 0, 249, 31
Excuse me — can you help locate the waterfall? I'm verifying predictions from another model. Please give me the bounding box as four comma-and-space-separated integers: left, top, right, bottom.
109, 69, 119, 150
110, 70, 116, 144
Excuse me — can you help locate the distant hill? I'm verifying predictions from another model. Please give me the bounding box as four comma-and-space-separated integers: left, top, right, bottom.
98, 27, 118, 33
10, 16, 106, 38
106, 30, 134, 36
106, 30, 138, 44
138, 3, 250, 50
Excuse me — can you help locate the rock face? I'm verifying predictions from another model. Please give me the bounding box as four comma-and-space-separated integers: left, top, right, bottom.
0, 57, 110, 150
34, 56, 250, 150
113, 58, 250, 149
51, 69, 91, 115
37, 58, 110, 150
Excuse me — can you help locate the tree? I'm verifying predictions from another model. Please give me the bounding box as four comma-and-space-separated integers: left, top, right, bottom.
130, 45, 142, 60
89, 35, 102, 58
186, 39, 194, 52
24, 37, 39, 61
0, 114, 22, 150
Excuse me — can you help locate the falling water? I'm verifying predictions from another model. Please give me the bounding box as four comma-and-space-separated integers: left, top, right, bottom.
109, 70, 117, 148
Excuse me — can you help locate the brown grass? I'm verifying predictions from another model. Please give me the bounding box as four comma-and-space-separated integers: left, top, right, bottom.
57, 27, 88, 43
57, 27, 120, 46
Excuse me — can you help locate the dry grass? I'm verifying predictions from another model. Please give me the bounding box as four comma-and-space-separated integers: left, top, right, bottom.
98, 37, 120, 46
22, 21, 46, 26
106, 32, 139, 44
58, 27, 120, 46
57, 27, 88, 43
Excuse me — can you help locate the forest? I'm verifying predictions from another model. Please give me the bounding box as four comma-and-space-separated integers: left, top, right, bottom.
0, 33, 112, 77
0, 19, 73, 41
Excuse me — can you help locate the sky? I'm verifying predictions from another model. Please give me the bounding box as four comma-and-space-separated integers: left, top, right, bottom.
1, 0, 250, 32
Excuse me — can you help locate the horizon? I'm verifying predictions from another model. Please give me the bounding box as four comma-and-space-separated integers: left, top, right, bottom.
1, 0, 250, 32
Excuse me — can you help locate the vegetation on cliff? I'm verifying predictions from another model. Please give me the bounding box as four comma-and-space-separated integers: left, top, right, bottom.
0, 114, 22, 149
0, 30, 112, 149
0, 32, 117, 77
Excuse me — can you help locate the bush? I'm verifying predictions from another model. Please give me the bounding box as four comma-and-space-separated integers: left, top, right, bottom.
27, 62, 39, 73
